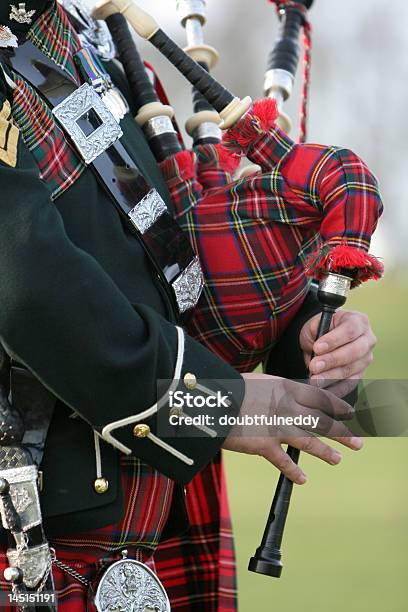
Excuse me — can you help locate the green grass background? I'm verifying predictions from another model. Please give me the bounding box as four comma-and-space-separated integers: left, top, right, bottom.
225, 274, 408, 611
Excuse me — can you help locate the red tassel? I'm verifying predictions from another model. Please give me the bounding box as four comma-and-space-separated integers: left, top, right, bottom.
306, 244, 384, 287
214, 144, 241, 174
251, 98, 280, 132
159, 150, 196, 181
222, 98, 279, 153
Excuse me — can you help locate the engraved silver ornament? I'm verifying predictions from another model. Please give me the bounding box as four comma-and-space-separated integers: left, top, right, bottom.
94, 558, 171, 612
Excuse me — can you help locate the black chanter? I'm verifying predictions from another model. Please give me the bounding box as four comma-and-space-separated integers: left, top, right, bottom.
247, 0, 317, 578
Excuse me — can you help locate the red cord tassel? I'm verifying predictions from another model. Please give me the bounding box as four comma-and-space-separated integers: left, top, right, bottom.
159, 150, 196, 181
222, 98, 279, 153
306, 244, 384, 287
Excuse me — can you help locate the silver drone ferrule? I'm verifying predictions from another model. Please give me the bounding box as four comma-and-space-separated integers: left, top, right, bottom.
144, 116, 177, 140
176, 0, 207, 26
193, 121, 222, 143
264, 68, 294, 108
319, 272, 352, 298
185, 17, 204, 46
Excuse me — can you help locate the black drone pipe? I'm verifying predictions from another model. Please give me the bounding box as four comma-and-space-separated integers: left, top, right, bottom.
104, 11, 183, 161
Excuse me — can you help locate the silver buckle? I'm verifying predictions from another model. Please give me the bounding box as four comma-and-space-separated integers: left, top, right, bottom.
53, 83, 122, 164
94, 557, 171, 612
172, 256, 204, 314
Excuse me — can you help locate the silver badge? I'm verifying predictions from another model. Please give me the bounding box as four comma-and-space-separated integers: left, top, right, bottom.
0, 25, 18, 48
53, 83, 123, 165
95, 558, 171, 612
9, 3, 36, 25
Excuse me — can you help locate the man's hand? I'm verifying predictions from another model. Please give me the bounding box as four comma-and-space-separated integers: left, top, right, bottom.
223, 373, 363, 485
300, 309, 377, 385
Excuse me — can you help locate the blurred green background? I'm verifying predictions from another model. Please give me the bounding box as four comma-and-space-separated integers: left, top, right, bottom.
225, 274, 408, 611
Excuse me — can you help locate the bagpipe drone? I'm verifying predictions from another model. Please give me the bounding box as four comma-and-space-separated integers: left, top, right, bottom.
92, 0, 384, 577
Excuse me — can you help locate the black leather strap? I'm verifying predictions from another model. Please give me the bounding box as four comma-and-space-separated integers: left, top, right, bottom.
5, 41, 199, 320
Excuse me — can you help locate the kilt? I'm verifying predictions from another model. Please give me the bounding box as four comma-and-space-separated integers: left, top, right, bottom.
0, 454, 237, 612
155, 453, 237, 611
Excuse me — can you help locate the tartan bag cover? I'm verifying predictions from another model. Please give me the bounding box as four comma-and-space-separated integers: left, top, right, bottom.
158, 98, 384, 373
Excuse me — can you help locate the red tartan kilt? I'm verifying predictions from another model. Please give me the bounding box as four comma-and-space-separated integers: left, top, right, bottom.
0, 454, 236, 612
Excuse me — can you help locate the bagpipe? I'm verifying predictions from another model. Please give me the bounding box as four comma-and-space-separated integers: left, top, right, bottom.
92, 0, 384, 577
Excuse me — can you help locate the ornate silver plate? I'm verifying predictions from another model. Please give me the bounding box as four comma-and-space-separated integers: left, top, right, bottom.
128, 189, 167, 235
53, 83, 122, 164
0, 464, 42, 531
94, 558, 171, 612
172, 256, 204, 314
7, 543, 51, 589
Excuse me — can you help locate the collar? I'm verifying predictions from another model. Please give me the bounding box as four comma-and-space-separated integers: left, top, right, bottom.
27, 1, 81, 83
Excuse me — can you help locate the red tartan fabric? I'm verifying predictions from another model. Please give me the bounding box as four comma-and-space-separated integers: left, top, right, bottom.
155, 454, 237, 611
159, 113, 383, 371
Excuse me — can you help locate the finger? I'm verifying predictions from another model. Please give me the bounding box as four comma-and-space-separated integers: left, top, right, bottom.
294, 406, 356, 441
309, 338, 373, 376
300, 313, 322, 354
286, 434, 343, 466
310, 356, 371, 384
310, 374, 361, 400
332, 435, 364, 451
289, 381, 353, 418
260, 442, 307, 484
313, 313, 368, 355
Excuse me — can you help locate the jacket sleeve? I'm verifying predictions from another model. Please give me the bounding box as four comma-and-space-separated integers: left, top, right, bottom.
0, 91, 244, 484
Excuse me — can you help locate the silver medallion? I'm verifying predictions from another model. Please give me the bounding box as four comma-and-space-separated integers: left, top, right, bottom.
9, 3, 36, 25
53, 83, 122, 165
94, 558, 171, 612
0, 25, 18, 48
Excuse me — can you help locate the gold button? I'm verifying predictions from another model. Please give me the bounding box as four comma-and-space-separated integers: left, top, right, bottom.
133, 423, 151, 438
94, 477, 109, 494
183, 372, 197, 390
